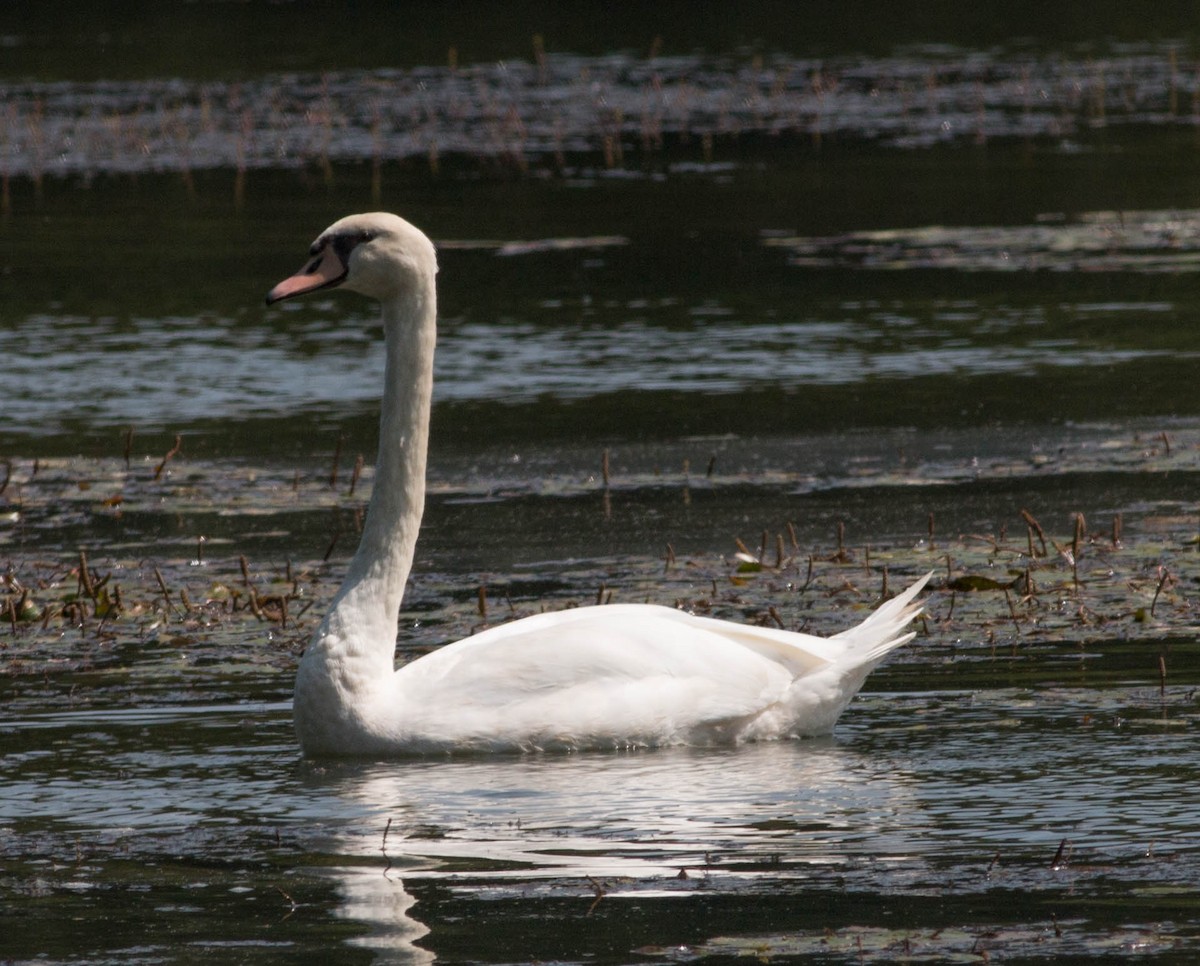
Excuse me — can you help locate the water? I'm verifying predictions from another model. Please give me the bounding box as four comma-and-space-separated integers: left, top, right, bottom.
5, 6, 1200, 962
5, 678, 1200, 962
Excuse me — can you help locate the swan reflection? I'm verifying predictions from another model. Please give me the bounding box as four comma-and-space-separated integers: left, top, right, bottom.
333, 867, 434, 964
311, 740, 919, 958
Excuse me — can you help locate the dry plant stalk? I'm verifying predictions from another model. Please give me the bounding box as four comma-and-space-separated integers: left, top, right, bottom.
153, 434, 182, 481
1150, 567, 1173, 617
1020, 508, 1047, 556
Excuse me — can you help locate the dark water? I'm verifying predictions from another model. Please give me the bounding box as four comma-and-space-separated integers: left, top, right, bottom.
5, 4, 1200, 963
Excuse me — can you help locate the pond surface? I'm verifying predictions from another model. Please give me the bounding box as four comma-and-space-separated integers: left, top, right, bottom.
5, 686, 1200, 964
4, 5, 1200, 963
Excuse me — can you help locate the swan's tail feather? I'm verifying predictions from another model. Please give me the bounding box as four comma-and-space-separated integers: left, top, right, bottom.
832, 571, 932, 667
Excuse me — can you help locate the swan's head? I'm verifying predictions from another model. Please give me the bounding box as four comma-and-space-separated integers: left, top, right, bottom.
266, 212, 437, 305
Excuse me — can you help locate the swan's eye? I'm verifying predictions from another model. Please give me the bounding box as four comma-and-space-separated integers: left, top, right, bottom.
330, 229, 376, 263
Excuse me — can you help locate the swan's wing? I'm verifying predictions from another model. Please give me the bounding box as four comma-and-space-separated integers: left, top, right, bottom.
401, 605, 792, 703
385, 574, 930, 750
391, 606, 798, 747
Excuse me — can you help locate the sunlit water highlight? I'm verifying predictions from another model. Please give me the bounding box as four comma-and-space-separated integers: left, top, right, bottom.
5, 270, 1194, 435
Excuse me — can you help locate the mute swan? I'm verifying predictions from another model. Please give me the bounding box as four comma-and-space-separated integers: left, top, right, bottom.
267, 212, 930, 757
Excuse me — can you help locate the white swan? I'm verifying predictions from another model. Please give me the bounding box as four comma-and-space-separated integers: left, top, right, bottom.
267, 212, 930, 757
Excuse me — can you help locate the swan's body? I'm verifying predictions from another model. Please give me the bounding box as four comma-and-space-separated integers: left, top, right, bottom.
268, 213, 929, 757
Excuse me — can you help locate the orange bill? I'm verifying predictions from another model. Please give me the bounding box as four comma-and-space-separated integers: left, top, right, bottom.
266, 245, 348, 304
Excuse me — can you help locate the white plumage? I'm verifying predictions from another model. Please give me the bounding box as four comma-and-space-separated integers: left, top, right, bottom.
267, 212, 929, 757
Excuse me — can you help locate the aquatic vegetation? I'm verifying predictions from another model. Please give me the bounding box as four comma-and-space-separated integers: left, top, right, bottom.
3, 422, 1198, 708
2, 46, 1200, 183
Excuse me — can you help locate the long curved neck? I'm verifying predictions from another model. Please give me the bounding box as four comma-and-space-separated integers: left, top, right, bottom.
310, 279, 437, 677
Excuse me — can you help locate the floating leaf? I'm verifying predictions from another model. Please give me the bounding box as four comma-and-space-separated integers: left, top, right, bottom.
946, 574, 1014, 592
15, 595, 41, 621
93, 585, 120, 619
